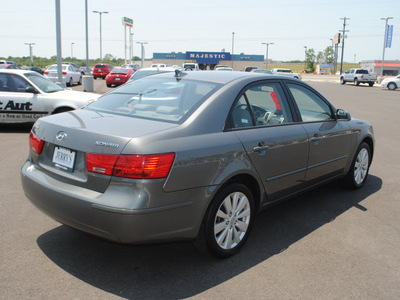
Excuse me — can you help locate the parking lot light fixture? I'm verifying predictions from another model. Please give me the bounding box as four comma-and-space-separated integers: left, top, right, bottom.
261, 42, 273, 69
71, 42, 75, 59
93, 10, 109, 62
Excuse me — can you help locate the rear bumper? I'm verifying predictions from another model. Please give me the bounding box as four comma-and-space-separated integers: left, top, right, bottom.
21, 161, 208, 244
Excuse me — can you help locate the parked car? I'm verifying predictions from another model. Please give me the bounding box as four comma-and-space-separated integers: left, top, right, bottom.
214, 65, 229, 70
0, 64, 21, 69
44, 64, 82, 86
0, 69, 99, 123
151, 64, 170, 68
182, 63, 199, 71
271, 68, 302, 80
381, 75, 400, 90
93, 64, 114, 79
251, 69, 273, 74
215, 67, 233, 71
21, 71, 374, 258
340, 69, 377, 87
106, 68, 134, 87
79, 67, 92, 75
127, 67, 175, 82
244, 66, 258, 72
0, 60, 17, 65
121, 63, 140, 72
22, 66, 44, 75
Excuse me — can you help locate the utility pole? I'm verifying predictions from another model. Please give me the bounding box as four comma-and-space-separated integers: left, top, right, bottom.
262, 42, 273, 69
24, 43, 35, 66
137, 41, 147, 67
231, 32, 235, 70
339, 17, 349, 75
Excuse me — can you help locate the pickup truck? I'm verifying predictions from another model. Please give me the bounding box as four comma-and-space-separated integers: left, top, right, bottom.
271, 68, 302, 80
340, 69, 377, 87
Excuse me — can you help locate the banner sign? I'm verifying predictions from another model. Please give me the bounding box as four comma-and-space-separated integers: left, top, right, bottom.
386, 25, 393, 48
122, 17, 133, 27
186, 51, 231, 63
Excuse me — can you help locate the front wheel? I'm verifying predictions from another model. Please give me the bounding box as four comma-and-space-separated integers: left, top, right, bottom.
340, 77, 345, 85
196, 183, 255, 258
78, 76, 82, 85
345, 142, 371, 189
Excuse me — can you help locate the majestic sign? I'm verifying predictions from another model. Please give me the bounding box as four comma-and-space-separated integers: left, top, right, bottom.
186, 52, 231, 64
122, 17, 133, 27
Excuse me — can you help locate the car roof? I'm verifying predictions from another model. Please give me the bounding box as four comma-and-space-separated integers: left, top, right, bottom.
152, 70, 296, 84
0, 69, 37, 76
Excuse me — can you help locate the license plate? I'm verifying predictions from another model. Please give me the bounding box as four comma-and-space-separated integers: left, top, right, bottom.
115, 78, 120, 81
52, 146, 76, 172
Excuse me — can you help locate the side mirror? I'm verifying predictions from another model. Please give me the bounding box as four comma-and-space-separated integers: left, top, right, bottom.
336, 109, 351, 120
25, 87, 38, 94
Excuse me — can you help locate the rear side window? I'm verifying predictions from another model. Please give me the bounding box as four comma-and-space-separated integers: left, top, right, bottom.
229, 82, 293, 129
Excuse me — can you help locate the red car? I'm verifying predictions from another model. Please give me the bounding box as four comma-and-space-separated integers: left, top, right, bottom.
93, 64, 114, 79
105, 68, 134, 87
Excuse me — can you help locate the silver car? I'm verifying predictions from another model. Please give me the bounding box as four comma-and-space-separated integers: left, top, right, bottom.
21, 71, 374, 257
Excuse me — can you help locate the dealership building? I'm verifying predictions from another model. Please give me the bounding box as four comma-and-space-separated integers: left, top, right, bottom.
153, 51, 265, 70
361, 60, 400, 76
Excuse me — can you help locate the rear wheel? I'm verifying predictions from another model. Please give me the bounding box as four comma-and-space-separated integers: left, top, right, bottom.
196, 183, 255, 258
106, 83, 112, 87
388, 82, 397, 90
94, 76, 97, 80
340, 77, 345, 85
67, 77, 73, 87
354, 78, 359, 86
345, 142, 371, 189
368, 82, 374, 87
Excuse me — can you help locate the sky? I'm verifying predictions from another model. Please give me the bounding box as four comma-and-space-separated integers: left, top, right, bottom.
0, 0, 399, 63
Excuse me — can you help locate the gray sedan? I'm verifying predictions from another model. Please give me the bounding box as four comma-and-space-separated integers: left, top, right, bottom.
21, 71, 374, 257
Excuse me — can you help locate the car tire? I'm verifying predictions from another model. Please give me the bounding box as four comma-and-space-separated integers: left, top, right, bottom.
195, 183, 255, 258
185, 67, 193, 71
67, 77, 73, 87
344, 142, 371, 189
94, 76, 97, 80
354, 78, 359, 86
78, 76, 82, 85
340, 77, 345, 85
388, 82, 397, 90
106, 83, 112, 87
368, 82, 374, 87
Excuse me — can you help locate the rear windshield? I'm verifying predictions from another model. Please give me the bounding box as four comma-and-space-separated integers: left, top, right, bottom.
95, 64, 105, 69
356, 69, 368, 74
111, 68, 129, 74
48, 65, 67, 71
86, 76, 222, 123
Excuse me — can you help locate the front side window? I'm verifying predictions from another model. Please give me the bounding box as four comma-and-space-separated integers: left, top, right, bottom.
288, 83, 333, 122
25, 73, 63, 93
229, 82, 293, 129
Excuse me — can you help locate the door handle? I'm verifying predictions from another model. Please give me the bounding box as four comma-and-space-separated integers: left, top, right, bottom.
253, 144, 270, 153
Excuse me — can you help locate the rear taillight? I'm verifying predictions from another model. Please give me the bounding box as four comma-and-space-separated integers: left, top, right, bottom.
62, 72, 67, 75
44, 72, 49, 75
29, 131, 44, 154
86, 153, 175, 179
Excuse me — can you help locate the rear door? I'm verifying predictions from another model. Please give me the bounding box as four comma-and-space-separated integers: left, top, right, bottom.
286, 82, 352, 183
229, 81, 309, 201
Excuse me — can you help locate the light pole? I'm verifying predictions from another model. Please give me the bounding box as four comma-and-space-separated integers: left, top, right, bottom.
380, 17, 394, 78
71, 42, 75, 59
304, 46, 307, 70
231, 32, 235, 70
137, 41, 148, 67
24, 43, 35, 66
93, 10, 109, 62
261, 42, 273, 69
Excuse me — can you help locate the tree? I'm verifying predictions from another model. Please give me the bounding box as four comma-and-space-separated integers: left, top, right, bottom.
306, 48, 316, 72
324, 46, 334, 64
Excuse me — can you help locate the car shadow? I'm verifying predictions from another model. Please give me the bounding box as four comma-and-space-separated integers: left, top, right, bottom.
37, 175, 382, 299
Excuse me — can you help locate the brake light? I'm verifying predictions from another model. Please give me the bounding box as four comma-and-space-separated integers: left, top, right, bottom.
62, 72, 67, 75
361, 75, 364, 79
29, 131, 44, 154
86, 153, 175, 179
44, 72, 49, 75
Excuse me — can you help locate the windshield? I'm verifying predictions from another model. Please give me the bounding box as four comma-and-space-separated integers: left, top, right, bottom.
25, 73, 63, 93
87, 76, 222, 123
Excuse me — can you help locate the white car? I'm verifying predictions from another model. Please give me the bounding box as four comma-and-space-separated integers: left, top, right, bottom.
44, 64, 82, 87
381, 75, 400, 90
215, 67, 233, 71
271, 68, 302, 80
0, 70, 100, 123
182, 63, 199, 71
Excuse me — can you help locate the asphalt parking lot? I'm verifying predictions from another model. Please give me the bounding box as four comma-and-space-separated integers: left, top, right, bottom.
1, 77, 399, 299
